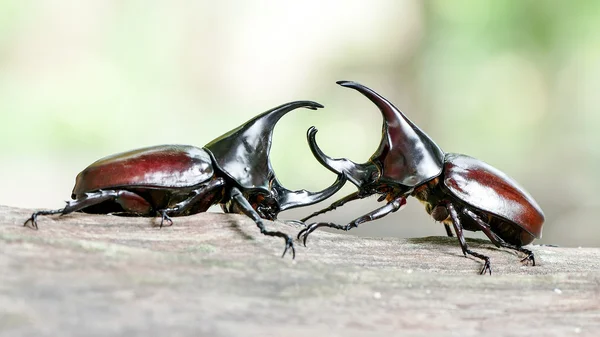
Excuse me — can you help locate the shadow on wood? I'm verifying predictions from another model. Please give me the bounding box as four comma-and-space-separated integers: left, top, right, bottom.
1, 205, 599, 336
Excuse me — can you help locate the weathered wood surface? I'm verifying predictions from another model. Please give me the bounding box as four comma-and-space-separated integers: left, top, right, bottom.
1, 205, 599, 337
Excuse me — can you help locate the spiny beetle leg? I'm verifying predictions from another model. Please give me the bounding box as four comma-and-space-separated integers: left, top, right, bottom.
230, 186, 295, 259
300, 191, 363, 223
281, 236, 296, 259
25, 190, 153, 230
463, 209, 536, 267
156, 178, 227, 228
447, 203, 493, 275
256, 228, 295, 259
297, 222, 354, 246
298, 196, 406, 246
520, 250, 535, 266
465, 248, 492, 275
159, 210, 174, 228
23, 209, 64, 230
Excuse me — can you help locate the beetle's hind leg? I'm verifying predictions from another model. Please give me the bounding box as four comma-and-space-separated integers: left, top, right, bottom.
25, 190, 153, 229
229, 187, 295, 259
24, 209, 64, 230
446, 203, 492, 275
463, 209, 535, 266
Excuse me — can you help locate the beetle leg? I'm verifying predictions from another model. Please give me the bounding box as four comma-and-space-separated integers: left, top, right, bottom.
300, 191, 365, 223
444, 224, 454, 237
229, 187, 295, 259
24, 209, 64, 230
447, 203, 492, 275
68, 190, 153, 215
24, 190, 152, 229
158, 211, 174, 228
463, 209, 535, 266
298, 196, 406, 246
157, 178, 227, 227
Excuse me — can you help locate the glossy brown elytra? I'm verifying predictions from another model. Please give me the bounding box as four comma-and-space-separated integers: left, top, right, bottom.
298, 81, 544, 274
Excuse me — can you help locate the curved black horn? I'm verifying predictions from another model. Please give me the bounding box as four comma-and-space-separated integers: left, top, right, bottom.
274, 173, 346, 212
306, 126, 378, 188
337, 81, 444, 187
204, 101, 324, 192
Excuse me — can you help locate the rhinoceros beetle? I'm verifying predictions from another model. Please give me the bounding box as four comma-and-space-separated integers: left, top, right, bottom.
24, 101, 347, 258
298, 81, 545, 274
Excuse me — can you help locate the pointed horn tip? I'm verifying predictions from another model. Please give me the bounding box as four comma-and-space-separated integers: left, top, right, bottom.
303, 101, 324, 110
307, 126, 318, 136
336, 80, 361, 88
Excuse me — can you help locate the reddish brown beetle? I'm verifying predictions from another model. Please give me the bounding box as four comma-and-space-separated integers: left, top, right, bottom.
298, 81, 544, 274
24, 101, 347, 258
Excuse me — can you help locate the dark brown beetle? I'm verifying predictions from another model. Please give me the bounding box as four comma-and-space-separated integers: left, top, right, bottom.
25, 101, 347, 258
298, 81, 544, 274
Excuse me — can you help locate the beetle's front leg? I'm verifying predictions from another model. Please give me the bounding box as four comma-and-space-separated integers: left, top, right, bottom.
300, 191, 364, 223
447, 203, 492, 275
229, 187, 295, 259
298, 196, 406, 246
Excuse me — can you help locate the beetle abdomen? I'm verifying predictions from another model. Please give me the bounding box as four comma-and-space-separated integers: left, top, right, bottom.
488, 216, 536, 246
442, 153, 544, 240
72, 145, 214, 197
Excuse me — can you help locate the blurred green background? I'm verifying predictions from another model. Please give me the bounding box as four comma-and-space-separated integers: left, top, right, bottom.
1, 1, 598, 247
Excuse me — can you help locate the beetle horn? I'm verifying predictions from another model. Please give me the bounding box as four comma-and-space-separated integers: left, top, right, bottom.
273, 172, 347, 212
337, 81, 445, 187
204, 101, 326, 192
306, 126, 378, 188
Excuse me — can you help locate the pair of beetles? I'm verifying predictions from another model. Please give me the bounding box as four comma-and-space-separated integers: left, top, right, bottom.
25, 81, 545, 275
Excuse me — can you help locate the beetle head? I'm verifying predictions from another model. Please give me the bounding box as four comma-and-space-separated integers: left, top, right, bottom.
205, 101, 347, 216
308, 81, 445, 192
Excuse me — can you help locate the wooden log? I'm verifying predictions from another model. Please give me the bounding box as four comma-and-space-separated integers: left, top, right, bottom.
1, 205, 599, 336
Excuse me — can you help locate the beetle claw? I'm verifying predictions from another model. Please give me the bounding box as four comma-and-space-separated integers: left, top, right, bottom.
23, 215, 39, 230
300, 226, 313, 247
520, 253, 535, 266
297, 223, 321, 246
159, 211, 174, 228
281, 237, 296, 259
23, 209, 64, 230
461, 246, 493, 276
479, 261, 492, 275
